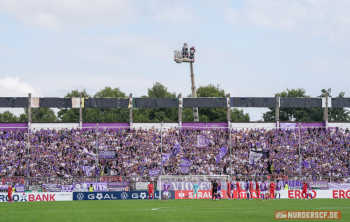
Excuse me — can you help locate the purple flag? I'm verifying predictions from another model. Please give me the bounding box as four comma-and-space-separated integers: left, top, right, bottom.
180, 166, 190, 173
162, 153, 171, 165
180, 157, 191, 167
80, 166, 93, 176
196, 135, 214, 148
180, 157, 191, 174
171, 144, 181, 157
216, 147, 228, 164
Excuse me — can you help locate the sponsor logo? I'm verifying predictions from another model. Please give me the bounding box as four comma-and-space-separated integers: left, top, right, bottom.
140, 192, 147, 199
276, 211, 288, 219
20, 193, 28, 201
288, 190, 317, 199
178, 191, 185, 199
333, 190, 350, 199
96, 193, 103, 200
275, 211, 341, 219
132, 193, 138, 199
77, 193, 84, 200
121, 192, 128, 200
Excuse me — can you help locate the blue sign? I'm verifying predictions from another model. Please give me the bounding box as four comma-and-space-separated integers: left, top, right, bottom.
73, 191, 174, 201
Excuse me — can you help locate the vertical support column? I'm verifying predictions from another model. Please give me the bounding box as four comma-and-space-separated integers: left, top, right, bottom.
229, 125, 232, 177
178, 94, 182, 129
298, 123, 301, 177
275, 94, 280, 128
324, 93, 328, 129
27, 93, 31, 180
28, 93, 31, 131
96, 123, 99, 180
129, 93, 133, 129
79, 93, 82, 129
227, 93, 231, 126
190, 62, 199, 122
160, 122, 163, 175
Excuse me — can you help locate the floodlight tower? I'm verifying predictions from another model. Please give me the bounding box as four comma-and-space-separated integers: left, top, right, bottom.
174, 43, 199, 122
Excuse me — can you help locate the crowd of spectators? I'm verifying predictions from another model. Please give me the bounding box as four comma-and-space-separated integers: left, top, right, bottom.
0, 126, 349, 180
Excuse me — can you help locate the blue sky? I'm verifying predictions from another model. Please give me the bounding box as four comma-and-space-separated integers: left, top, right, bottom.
1, 0, 350, 120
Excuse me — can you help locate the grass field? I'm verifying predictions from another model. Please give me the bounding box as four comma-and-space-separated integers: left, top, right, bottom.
0, 199, 349, 222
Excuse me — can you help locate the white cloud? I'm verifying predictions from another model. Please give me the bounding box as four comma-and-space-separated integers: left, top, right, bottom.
0, 0, 138, 29
147, 1, 200, 24
224, 0, 350, 43
0, 76, 41, 97
76, 32, 174, 64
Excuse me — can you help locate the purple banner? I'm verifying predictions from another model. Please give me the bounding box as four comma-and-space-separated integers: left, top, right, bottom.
73, 182, 108, 192
0, 185, 25, 192
82, 123, 129, 129
162, 181, 227, 190
216, 147, 228, 164
181, 123, 228, 130
283, 181, 328, 190
0, 123, 28, 131
148, 169, 160, 176
99, 151, 116, 159
329, 183, 349, 190
61, 185, 74, 192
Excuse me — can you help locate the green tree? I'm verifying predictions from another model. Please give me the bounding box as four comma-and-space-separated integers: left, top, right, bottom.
57, 89, 90, 122
23, 108, 57, 122
87, 87, 129, 122
133, 82, 178, 122
262, 88, 350, 122
183, 84, 250, 122
0, 110, 19, 122
322, 89, 350, 121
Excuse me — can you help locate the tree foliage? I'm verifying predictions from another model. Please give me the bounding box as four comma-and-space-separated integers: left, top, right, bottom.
133, 82, 178, 122
0, 83, 251, 123
262, 88, 350, 122
183, 84, 250, 122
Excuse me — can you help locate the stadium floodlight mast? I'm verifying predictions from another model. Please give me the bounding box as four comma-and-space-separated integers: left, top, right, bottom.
174, 43, 199, 122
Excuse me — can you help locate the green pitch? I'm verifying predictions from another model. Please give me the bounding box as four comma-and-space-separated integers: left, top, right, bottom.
0, 199, 349, 222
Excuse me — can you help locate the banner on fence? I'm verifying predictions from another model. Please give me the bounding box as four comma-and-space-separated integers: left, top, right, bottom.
0, 192, 72, 202
42, 184, 62, 192
148, 169, 159, 176
25, 185, 42, 191
73, 191, 175, 201
135, 182, 150, 190
160, 181, 228, 191
107, 181, 130, 187
73, 182, 108, 192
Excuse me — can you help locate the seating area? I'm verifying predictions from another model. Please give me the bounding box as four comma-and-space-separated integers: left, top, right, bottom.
0, 126, 349, 178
